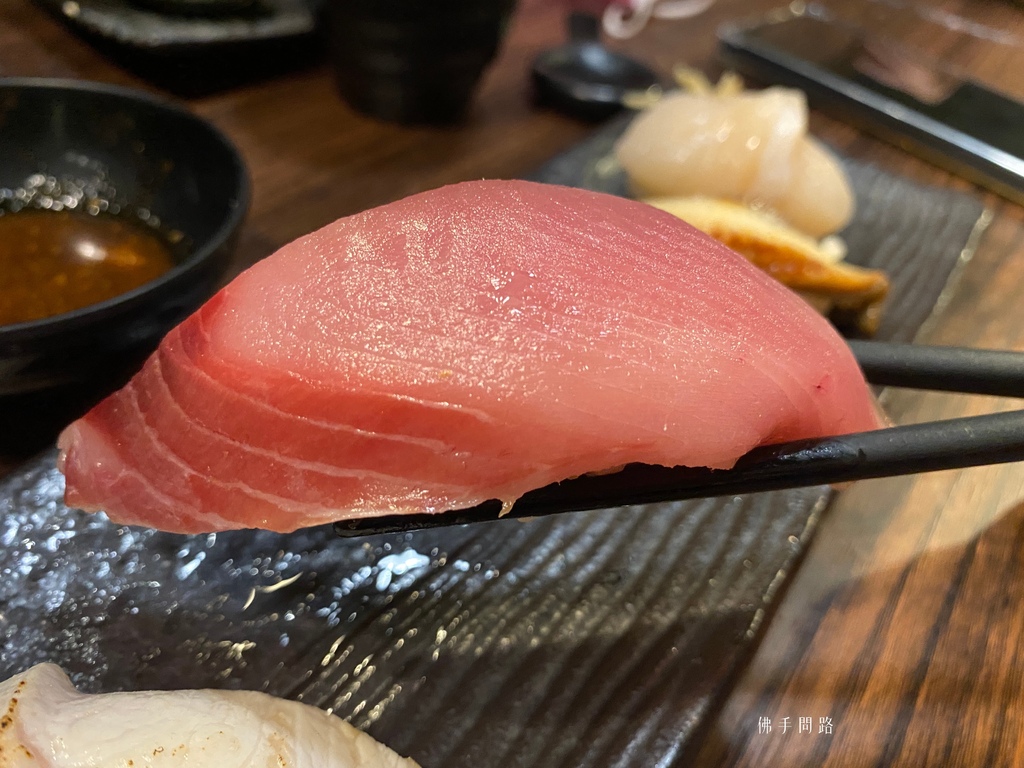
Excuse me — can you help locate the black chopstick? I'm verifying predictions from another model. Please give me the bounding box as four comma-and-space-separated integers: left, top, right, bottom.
334, 341, 1024, 538
849, 340, 1024, 397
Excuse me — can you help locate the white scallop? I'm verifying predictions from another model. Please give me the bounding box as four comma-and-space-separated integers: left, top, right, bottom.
615, 88, 855, 238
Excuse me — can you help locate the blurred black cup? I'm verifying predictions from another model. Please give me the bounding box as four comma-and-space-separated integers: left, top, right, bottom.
320, 0, 518, 125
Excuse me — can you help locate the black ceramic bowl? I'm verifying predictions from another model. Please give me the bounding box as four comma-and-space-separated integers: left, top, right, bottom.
0, 79, 248, 449
320, 0, 517, 124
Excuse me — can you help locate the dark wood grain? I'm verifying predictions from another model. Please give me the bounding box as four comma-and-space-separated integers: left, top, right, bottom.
4, 0, 1024, 765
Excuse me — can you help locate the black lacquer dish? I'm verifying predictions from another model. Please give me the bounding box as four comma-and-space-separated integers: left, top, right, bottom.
32, 0, 318, 93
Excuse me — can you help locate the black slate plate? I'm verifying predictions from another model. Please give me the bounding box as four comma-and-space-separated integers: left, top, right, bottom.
0, 120, 987, 767
33, 0, 320, 94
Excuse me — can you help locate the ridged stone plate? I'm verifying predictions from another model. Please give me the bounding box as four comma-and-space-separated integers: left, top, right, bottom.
0, 116, 987, 766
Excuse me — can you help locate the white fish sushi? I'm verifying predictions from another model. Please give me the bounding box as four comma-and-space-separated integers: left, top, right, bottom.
0, 664, 419, 768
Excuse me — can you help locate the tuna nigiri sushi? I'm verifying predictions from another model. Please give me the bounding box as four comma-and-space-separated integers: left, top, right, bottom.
59, 180, 881, 534
0, 664, 418, 768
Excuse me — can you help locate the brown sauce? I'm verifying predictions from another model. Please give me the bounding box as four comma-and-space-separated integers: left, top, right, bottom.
0, 209, 177, 326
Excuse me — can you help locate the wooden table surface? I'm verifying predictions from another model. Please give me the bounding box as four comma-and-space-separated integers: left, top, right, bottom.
4, 0, 1024, 764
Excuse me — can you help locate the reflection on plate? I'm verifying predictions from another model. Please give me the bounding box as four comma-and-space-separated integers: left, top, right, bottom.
0, 118, 987, 766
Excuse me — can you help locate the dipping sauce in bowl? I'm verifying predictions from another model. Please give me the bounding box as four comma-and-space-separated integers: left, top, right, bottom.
0, 76, 248, 461
0, 210, 179, 326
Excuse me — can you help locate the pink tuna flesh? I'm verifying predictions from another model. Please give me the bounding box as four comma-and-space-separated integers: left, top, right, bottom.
59, 180, 881, 533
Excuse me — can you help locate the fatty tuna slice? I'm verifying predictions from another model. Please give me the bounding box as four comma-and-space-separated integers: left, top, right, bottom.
59, 180, 881, 533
